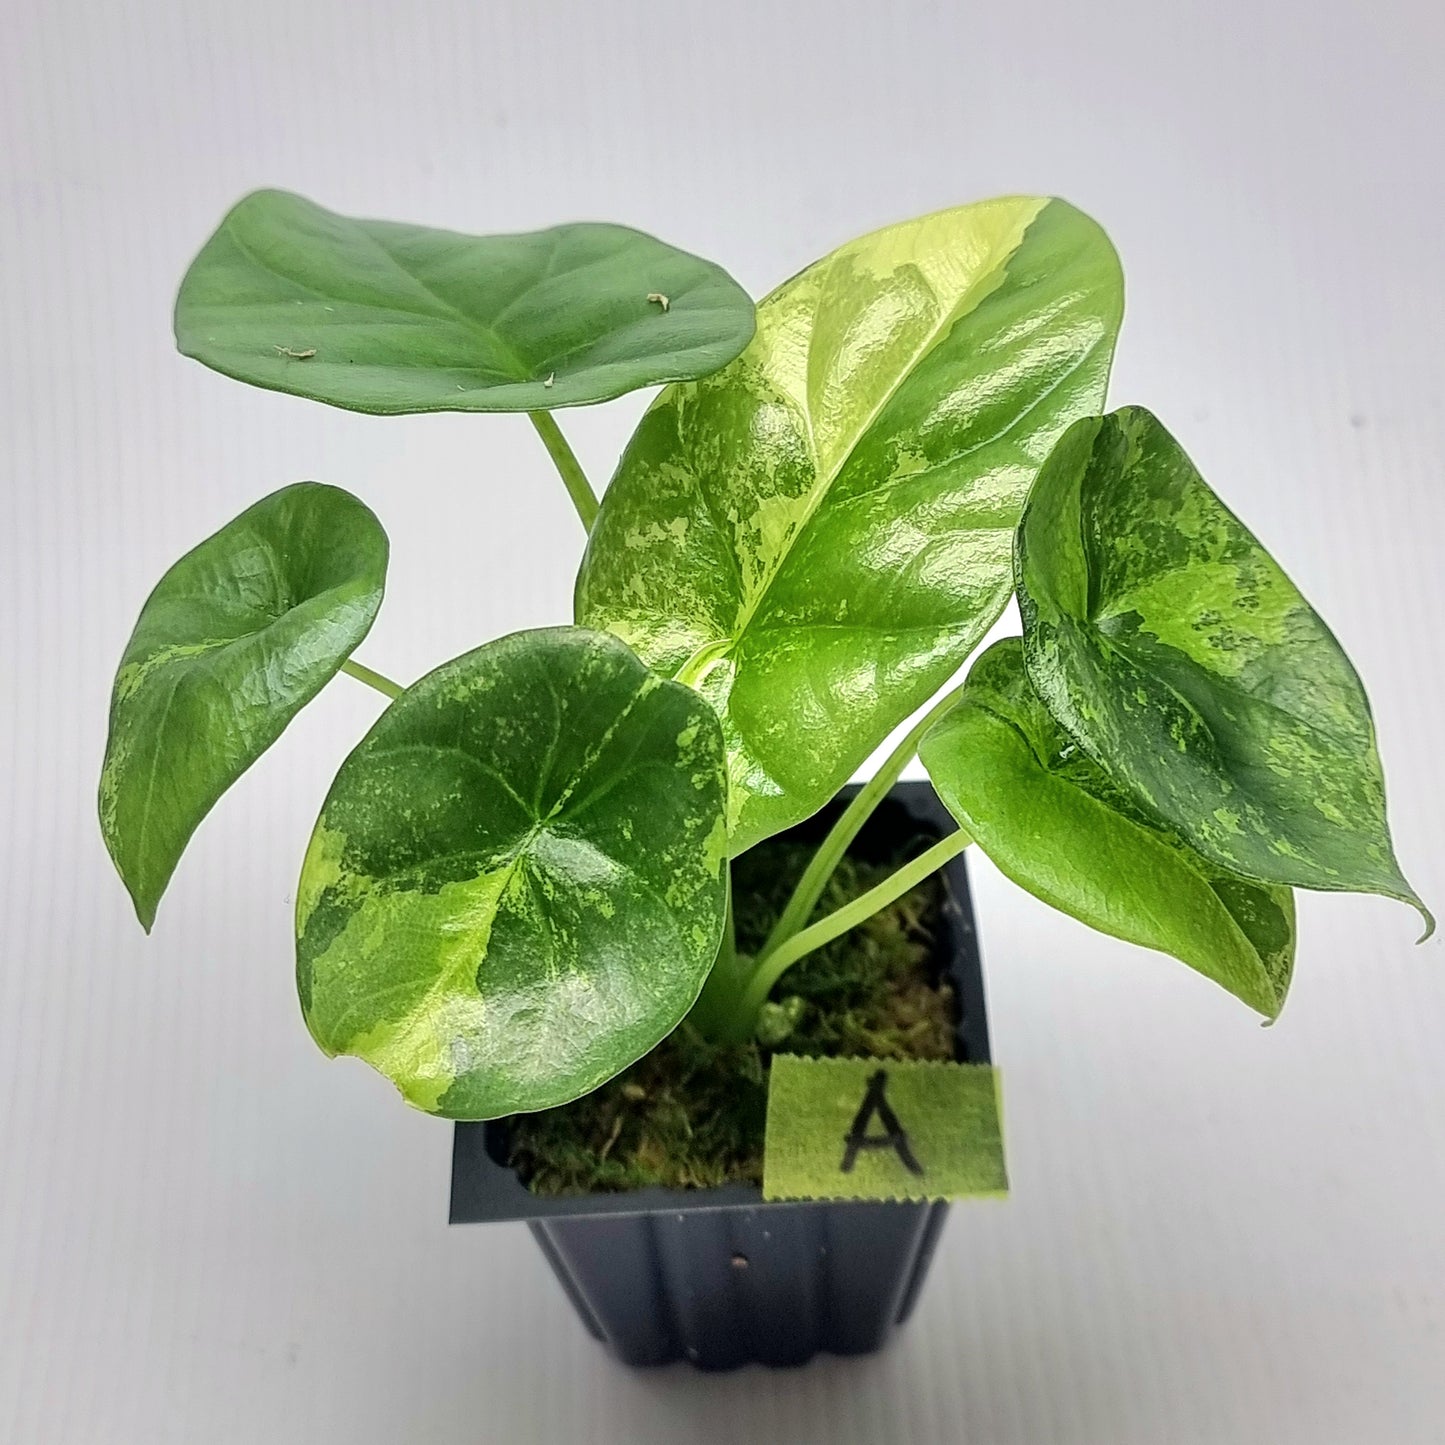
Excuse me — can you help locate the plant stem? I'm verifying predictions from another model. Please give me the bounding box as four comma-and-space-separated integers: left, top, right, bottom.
728, 828, 972, 1038
528, 411, 599, 532
758, 679, 969, 962
341, 658, 404, 700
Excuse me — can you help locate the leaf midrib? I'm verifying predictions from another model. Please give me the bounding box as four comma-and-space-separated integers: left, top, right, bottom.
840, 331, 1110, 514
693, 211, 1043, 667
223, 216, 539, 382
330, 661, 675, 1041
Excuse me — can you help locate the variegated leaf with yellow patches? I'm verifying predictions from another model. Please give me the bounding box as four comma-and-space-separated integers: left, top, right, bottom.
295, 627, 730, 1119
1016, 406, 1430, 931
922, 638, 1295, 1017
576, 196, 1124, 853
100, 482, 388, 929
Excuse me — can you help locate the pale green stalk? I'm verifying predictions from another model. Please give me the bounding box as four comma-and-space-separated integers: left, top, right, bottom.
528, 411, 599, 531
758, 679, 969, 961
728, 829, 972, 1037
341, 658, 404, 700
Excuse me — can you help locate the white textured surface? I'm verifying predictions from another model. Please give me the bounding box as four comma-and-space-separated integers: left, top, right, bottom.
3, 2, 1444, 1440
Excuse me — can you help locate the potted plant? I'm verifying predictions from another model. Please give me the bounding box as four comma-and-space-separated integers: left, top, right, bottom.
100, 190, 1429, 1371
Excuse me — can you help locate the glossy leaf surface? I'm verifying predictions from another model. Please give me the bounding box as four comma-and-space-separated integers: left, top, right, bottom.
576, 196, 1124, 852
100, 483, 388, 928
922, 640, 1295, 1016
1017, 407, 1428, 928
175, 189, 756, 413
295, 627, 729, 1119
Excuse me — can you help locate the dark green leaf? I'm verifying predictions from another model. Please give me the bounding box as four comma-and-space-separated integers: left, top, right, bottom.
295, 627, 730, 1119
1016, 406, 1429, 931
174, 190, 756, 413
576, 196, 1123, 852
100, 483, 388, 928
921, 640, 1295, 1017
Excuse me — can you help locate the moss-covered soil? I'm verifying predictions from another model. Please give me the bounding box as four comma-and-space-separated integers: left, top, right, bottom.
507, 837, 956, 1195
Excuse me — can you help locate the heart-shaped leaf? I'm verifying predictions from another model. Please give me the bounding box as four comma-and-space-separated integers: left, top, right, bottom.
295, 627, 729, 1119
576, 196, 1124, 853
921, 640, 1295, 1017
1016, 406, 1430, 930
100, 482, 388, 928
174, 190, 756, 413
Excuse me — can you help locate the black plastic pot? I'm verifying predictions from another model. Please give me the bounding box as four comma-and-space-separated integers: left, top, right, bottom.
450, 780, 991, 1371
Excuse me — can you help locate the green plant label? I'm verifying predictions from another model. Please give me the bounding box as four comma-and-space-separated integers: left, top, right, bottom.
762, 1055, 1007, 1203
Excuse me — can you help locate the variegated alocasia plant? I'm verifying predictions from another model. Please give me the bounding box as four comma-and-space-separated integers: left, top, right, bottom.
100, 188, 1429, 1122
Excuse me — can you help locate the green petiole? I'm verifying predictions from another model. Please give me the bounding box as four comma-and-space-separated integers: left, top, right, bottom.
341, 658, 404, 700
758, 679, 969, 964
724, 828, 973, 1040
528, 411, 599, 532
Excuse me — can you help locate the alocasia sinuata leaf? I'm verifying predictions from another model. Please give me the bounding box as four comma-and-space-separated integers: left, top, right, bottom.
100, 482, 388, 928
1016, 406, 1430, 931
174, 190, 756, 413
576, 196, 1124, 853
921, 639, 1295, 1017
295, 626, 730, 1119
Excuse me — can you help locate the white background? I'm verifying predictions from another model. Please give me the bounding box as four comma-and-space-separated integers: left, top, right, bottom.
3, 2, 1443, 1441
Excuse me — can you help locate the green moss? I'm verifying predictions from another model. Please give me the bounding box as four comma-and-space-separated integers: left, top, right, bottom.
507, 839, 955, 1195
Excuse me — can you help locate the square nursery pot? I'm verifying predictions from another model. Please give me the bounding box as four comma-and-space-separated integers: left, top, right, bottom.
450, 779, 992, 1371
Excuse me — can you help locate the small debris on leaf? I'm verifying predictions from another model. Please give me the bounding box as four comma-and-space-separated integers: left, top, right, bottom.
273, 345, 317, 360
544, 372, 555, 388
646, 292, 670, 312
